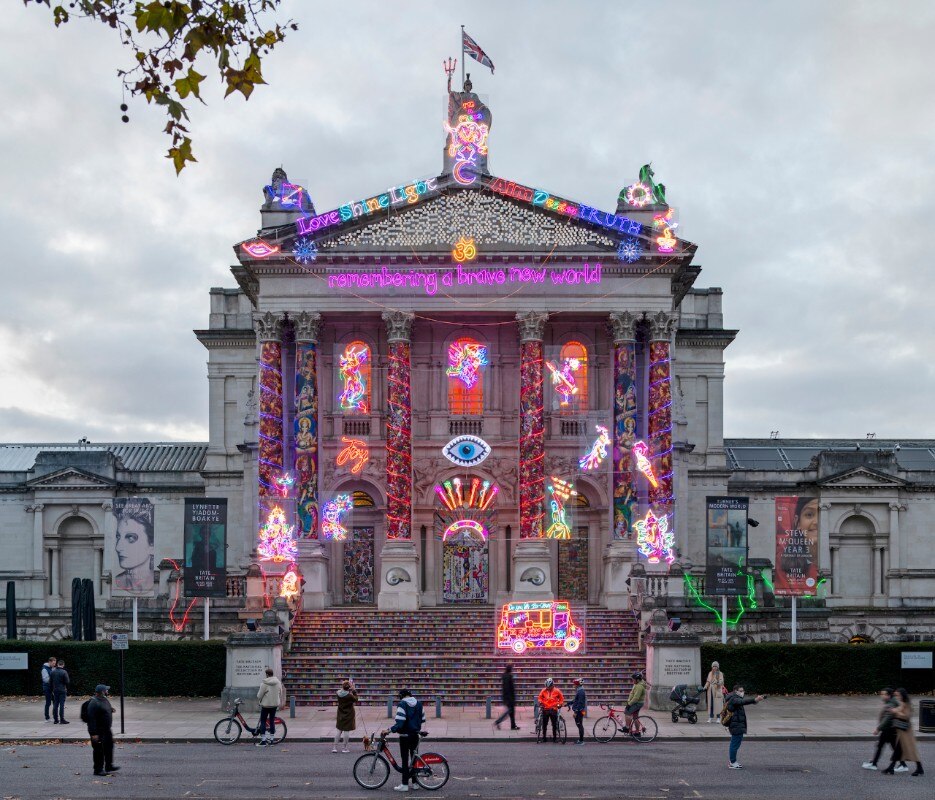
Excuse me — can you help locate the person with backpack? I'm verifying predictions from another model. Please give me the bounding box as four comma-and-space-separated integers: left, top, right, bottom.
255, 667, 285, 747
722, 684, 766, 769
494, 664, 520, 730
382, 688, 426, 793
40, 656, 57, 722
569, 678, 587, 745
83, 684, 119, 776
50, 659, 70, 724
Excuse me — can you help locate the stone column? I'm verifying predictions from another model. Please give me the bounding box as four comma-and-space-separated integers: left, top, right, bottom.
27, 504, 45, 603
100, 501, 115, 600
819, 501, 831, 576
647, 312, 677, 524
512, 311, 553, 600
50, 547, 61, 606
378, 311, 420, 610
829, 545, 839, 596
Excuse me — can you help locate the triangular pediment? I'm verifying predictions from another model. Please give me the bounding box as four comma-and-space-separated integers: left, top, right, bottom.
26, 467, 117, 490
818, 466, 906, 489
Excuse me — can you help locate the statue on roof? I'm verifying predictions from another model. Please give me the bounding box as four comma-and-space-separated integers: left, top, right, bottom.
618, 163, 667, 210
262, 166, 315, 214
443, 59, 491, 184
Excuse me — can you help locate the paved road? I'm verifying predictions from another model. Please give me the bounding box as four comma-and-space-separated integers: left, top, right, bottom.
1, 740, 930, 799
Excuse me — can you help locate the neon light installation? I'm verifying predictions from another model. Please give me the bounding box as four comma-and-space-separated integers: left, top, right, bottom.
435, 477, 499, 512
631, 440, 659, 488
452, 236, 478, 262
625, 182, 653, 207
445, 113, 490, 186
684, 567, 757, 625
257, 506, 298, 562
275, 472, 295, 497
167, 558, 198, 632
264, 180, 308, 210
293, 236, 318, 264
338, 343, 370, 414
648, 339, 674, 511
653, 208, 678, 253
546, 358, 581, 407
442, 435, 491, 467
336, 437, 369, 475
295, 340, 319, 539
386, 338, 412, 540
579, 425, 611, 471
497, 600, 584, 655
442, 518, 488, 542
241, 240, 280, 258
519, 338, 545, 539
634, 509, 675, 565
612, 328, 638, 540
258, 338, 286, 551
279, 564, 301, 600
447, 340, 488, 388
617, 238, 643, 263
321, 494, 353, 541
545, 477, 576, 540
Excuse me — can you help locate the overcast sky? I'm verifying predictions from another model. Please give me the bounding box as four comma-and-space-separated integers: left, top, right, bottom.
1, 1, 932, 444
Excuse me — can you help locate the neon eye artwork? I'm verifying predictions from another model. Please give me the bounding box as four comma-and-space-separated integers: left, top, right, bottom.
545, 476, 577, 539
336, 437, 369, 475
546, 358, 581, 406
579, 425, 611, 471
435, 477, 499, 511
257, 506, 297, 563
321, 494, 353, 541
443, 434, 491, 467
617, 238, 643, 264
653, 208, 678, 253
241, 240, 280, 259
338, 344, 370, 413
445, 114, 490, 186
632, 440, 659, 488
446, 340, 489, 388
634, 509, 675, 564
452, 236, 478, 262
293, 236, 318, 264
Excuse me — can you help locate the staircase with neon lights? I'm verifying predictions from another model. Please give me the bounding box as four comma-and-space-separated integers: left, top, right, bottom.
282, 606, 643, 706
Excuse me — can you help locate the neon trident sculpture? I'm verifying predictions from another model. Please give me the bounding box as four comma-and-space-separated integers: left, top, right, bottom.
545, 477, 577, 539
634, 509, 675, 564
321, 494, 353, 541
632, 440, 660, 488
579, 425, 611, 471
446, 340, 488, 388
338, 344, 369, 413
546, 358, 580, 406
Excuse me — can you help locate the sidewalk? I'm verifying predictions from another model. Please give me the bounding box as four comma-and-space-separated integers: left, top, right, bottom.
3, 695, 932, 743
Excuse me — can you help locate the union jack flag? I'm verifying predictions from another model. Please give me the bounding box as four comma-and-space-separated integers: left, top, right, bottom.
463, 30, 495, 74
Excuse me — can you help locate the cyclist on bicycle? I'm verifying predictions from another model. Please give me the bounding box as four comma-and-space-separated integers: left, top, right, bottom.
624, 671, 648, 733
381, 688, 426, 793
537, 678, 565, 743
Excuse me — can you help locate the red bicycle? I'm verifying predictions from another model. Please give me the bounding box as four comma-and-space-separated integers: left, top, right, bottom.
213, 698, 287, 745
592, 704, 658, 743
353, 731, 450, 790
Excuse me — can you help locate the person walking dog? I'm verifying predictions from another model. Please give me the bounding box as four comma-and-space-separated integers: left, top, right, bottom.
723, 684, 766, 769
333, 679, 358, 752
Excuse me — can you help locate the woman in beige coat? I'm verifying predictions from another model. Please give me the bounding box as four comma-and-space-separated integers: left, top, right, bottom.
883, 688, 924, 776
703, 661, 726, 723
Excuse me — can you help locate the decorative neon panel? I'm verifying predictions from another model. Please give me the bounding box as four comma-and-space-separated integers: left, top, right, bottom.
546, 358, 581, 407
321, 494, 353, 541
257, 506, 297, 563
612, 340, 638, 540
241, 240, 280, 259
443, 434, 491, 467
338, 343, 370, 414
496, 601, 584, 655
519, 340, 545, 539
579, 425, 610, 471
632, 440, 659, 487
452, 236, 478, 262
545, 477, 576, 540
386, 340, 412, 539
447, 339, 488, 388
442, 518, 487, 542
445, 112, 490, 186
336, 437, 369, 475
648, 340, 674, 509
634, 509, 675, 565
653, 208, 678, 253
279, 564, 301, 600
435, 477, 499, 512
295, 342, 319, 539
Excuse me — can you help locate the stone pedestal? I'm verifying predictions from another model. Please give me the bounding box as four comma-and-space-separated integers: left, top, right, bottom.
601, 540, 638, 610
221, 631, 283, 712
645, 614, 702, 712
297, 540, 329, 610
511, 539, 553, 601
377, 540, 420, 610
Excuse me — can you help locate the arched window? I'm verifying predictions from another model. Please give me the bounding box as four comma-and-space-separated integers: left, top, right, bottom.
559, 340, 588, 413
338, 340, 371, 415
447, 336, 486, 416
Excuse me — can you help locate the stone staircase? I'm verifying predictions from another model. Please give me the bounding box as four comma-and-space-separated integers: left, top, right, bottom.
283, 606, 643, 706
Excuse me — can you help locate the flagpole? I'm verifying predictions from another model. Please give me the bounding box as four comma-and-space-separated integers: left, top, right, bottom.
460, 24, 465, 89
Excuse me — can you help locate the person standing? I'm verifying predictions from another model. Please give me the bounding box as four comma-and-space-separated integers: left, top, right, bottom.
50, 659, 70, 724
724, 684, 766, 769
40, 656, 57, 722
863, 688, 906, 771
494, 664, 519, 730
704, 661, 726, 723
255, 667, 285, 747
382, 688, 426, 793
569, 678, 587, 745
537, 678, 564, 743
333, 679, 358, 752
883, 688, 924, 776
86, 684, 119, 776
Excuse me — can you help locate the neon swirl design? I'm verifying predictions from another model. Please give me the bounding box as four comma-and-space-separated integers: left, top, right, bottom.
519, 340, 545, 538
295, 341, 319, 538
336, 437, 368, 475
257, 506, 297, 563
632, 440, 659, 488
545, 477, 576, 540
386, 340, 412, 539
579, 425, 611, 471
321, 494, 353, 541
634, 509, 675, 565
545, 358, 580, 407
445, 115, 490, 186
612, 340, 637, 540
338, 344, 370, 414
446, 340, 488, 388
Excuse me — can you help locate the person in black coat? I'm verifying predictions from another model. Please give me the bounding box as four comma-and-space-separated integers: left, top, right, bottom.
87, 685, 120, 776
725, 684, 766, 769
49, 660, 70, 724
494, 664, 519, 730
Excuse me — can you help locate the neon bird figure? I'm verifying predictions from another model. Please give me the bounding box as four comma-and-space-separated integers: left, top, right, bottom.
545, 358, 580, 407
632, 440, 659, 488
321, 494, 353, 541
634, 509, 675, 564
545, 477, 576, 540
338, 344, 369, 413
446, 340, 488, 388
579, 425, 611, 471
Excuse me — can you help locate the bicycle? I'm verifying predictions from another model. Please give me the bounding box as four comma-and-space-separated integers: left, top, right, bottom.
534, 706, 567, 744
591, 704, 658, 743
352, 731, 450, 790
213, 698, 287, 745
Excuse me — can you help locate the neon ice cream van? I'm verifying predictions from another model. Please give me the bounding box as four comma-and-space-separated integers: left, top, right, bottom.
497, 600, 583, 654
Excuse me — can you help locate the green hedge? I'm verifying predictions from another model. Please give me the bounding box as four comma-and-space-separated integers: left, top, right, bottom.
0, 641, 225, 697
700, 642, 935, 695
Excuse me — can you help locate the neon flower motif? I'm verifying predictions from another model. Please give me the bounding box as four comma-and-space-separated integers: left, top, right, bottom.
445, 114, 490, 186
435, 477, 499, 511
546, 358, 581, 407
446, 340, 489, 388
241, 240, 280, 259
579, 425, 611, 471
293, 236, 318, 264
338, 344, 369, 413
257, 506, 297, 562
279, 565, 301, 600
336, 437, 369, 475
452, 236, 478, 262
545, 477, 577, 539
632, 440, 659, 488
653, 208, 678, 253
625, 182, 654, 207
617, 238, 643, 264
634, 509, 675, 564
275, 472, 295, 497
321, 494, 353, 541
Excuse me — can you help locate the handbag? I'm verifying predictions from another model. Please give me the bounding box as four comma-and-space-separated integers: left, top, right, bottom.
721, 685, 728, 696
892, 718, 909, 731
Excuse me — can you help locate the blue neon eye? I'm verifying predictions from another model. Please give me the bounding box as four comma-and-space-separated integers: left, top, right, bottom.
443, 435, 491, 467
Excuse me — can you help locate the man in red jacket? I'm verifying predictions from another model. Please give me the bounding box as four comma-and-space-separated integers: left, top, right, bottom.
537, 678, 565, 743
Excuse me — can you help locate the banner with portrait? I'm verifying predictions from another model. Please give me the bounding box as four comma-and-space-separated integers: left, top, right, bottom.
183, 498, 228, 597
774, 496, 820, 596
705, 496, 749, 596
111, 497, 156, 597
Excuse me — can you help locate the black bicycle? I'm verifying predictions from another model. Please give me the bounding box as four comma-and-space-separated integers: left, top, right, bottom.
535, 707, 567, 744
213, 698, 287, 745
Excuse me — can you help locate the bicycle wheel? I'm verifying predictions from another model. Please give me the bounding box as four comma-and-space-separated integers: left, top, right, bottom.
558, 717, 567, 744
633, 715, 658, 743
536, 717, 545, 743
592, 715, 617, 743
213, 717, 242, 745
413, 753, 450, 790
353, 752, 390, 789
271, 718, 287, 744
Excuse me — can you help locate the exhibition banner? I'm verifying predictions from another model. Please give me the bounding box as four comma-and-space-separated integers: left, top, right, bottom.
183, 498, 228, 597
705, 496, 749, 596
111, 498, 156, 597
774, 496, 820, 596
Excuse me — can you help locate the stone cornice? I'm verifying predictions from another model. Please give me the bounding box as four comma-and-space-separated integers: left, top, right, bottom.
194, 329, 256, 350
675, 328, 739, 348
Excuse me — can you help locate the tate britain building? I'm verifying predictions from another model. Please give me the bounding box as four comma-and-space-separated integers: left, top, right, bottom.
1, 79, 933, 643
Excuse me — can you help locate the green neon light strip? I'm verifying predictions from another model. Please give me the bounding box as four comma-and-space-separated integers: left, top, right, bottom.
683, 572, 757, 626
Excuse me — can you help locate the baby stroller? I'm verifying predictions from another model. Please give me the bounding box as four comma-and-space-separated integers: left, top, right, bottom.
669, 684, 702, 724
